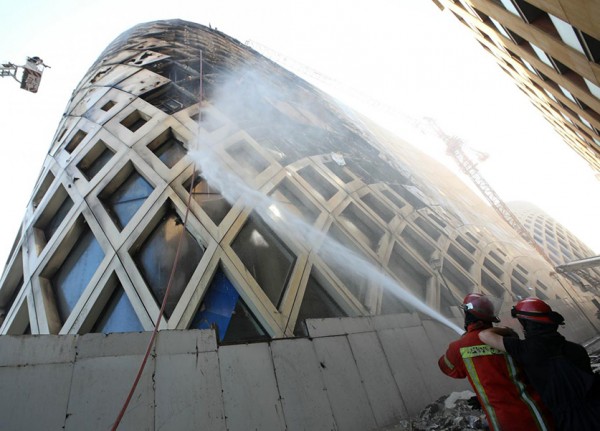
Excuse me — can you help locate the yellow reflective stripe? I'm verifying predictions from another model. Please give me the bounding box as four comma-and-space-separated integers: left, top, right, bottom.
460, 344, 504, 358
463, 356, 501, 431
443, 354, 455, 370
505, 355, 548, 431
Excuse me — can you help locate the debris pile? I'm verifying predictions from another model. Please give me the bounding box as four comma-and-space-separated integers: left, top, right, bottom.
383, 351, 599, 431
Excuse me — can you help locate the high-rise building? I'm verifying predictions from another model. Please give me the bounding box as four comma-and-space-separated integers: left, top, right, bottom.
432, 0, 600, 173
0, 20, 597, 429
509, 200, 600, 290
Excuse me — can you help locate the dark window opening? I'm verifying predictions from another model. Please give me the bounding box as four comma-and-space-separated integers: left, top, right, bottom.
577, 30, 600, 63
226, 140, 269, 176
134, 207, 204, 318
65, 130, 88, 153
100, 100, 116, 112
293, 273, 346, 337
387, 242, 429, 304
361, 193, 394, 224
324, 161, 353, 183
148, 128, 187, 168
185, 172, 231, 225
141, 83, 197, 115
297, 165, 337, 201
77, 140, 115, 181
339, 203, 385, 252
120, 110, 148, 132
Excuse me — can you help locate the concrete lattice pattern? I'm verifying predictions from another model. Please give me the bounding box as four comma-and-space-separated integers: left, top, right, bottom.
0, 20, 597, 344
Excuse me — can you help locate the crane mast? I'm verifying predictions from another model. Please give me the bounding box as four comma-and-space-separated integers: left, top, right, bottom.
425, 119, 554, 265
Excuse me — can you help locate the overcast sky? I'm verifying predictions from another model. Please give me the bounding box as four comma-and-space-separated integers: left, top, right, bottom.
1, 0, 599, 270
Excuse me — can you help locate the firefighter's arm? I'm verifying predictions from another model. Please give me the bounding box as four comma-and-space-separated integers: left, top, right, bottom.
438, 346, 466, 378
478, 328, 511, 352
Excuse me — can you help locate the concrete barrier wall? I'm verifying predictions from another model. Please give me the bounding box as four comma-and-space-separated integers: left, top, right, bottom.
0, 314, 471, 431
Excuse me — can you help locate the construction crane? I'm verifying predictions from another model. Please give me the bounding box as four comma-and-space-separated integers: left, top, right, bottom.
423, 118, 557, 264
1, 56, 50, 93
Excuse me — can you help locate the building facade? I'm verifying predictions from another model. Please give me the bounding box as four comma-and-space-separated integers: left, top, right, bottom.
509, 200, 600, 291
433, 0, 600, 174
0, 20, 598, 429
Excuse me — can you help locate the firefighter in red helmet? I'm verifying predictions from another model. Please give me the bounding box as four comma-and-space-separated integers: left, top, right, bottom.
438, 293, 552, 431
479, 297, 600, 430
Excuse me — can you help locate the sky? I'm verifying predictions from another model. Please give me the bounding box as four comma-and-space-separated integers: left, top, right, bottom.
0, 0, 599, 270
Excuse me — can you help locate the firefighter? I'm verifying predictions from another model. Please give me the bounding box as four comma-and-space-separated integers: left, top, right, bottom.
438, 293, 552, 431
479, 297, 600, 430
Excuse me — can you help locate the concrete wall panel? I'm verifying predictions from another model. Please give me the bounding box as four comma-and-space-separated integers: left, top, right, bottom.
0, 363, 72, 431
377, 327, 431, 416
155, 351, 225, 431
219, 343, 286, 431
313, 336, 377, 431
0, 334, 76, 366
348, 331, 408, 427
271, 338, 337, 431
65, 332, 155, 431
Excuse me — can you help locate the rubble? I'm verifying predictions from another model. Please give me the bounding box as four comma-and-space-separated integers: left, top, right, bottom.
382, 350, 599, 431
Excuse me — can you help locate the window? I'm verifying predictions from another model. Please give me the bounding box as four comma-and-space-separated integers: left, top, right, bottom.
400, 226, 435, 261
414, 217, 441, 241
447, 243, 473, 271
387, 242, 430, 302
147, 128, 187, 168
190, 269, 269, 343
77, 140, 115, 181
32, 171, 55, 209
269, 178, 320, 224
99, 163, 154, 231
324, 161, 353, 183
297, 165, 337, 201
34, 185, 74, 251
577, 31, 600, 63
549, 14, 586, 55
185, 172, 231, 225
231, 213, 296, 308
339, 203, 385, 252
92, 284, 143, 333
100, 100, 116, 112
51, 227, 105, 323
65, 130, 88, 153
120, 110, 148, 132
226, 140, 269, 176
441, 260, 475, 295
134, 207, 204, 318
141, 83, 197, 115
293, 273, 346, 336
481, 270, 504, 297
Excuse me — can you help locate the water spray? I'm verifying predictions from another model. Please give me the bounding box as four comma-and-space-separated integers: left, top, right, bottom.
189, 140, 464, 335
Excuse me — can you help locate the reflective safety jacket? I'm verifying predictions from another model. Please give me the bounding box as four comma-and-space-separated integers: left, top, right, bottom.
438, 323, 552, 431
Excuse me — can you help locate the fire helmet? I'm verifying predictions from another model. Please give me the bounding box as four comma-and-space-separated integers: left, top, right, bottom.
462, 293, 500, 323
511, 297, 564, 325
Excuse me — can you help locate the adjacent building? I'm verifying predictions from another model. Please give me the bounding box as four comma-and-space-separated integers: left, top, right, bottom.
433, 0, 600, 174
509, 200, 600, 291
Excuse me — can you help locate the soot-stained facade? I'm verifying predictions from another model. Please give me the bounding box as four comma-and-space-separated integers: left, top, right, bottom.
0, 19, 598, 344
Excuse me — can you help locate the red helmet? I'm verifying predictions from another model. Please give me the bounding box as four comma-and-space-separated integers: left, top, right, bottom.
462, 293, 500, 323
511, 297, 564, 325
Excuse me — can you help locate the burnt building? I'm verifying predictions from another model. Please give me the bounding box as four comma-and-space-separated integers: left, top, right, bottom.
0, 20, 597, 430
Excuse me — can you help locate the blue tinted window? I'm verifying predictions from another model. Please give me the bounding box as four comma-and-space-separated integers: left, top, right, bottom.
93, 286, 143, 333
52, 228, 104, 322
102, 170, 153, 231
191, 270, 268, 342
